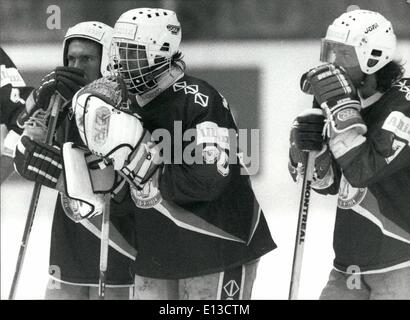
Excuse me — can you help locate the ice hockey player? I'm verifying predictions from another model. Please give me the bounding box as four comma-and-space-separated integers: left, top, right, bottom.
289, 9, 410, 299
13, 22, 136, 299
0, 47, 35, 136
0, 47, 34, 182
70, 8, 277, 299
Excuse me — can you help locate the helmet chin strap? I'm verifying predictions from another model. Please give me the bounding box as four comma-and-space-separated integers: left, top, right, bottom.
134, 66, 185, 107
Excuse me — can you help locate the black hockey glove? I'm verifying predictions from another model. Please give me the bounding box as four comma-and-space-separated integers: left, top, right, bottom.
300, 63, 366, 137
289, 109, 333, 184
300, 63, 357, 103
14, 135, 63, 189
16, 67, 87, 128
35, 67, 88, 109
290, 108, 325, 155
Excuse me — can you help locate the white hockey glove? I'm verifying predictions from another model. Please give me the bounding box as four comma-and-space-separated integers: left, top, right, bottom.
73, 76, 163, 208
73, 76, 143, 170
125, 142, 163, 208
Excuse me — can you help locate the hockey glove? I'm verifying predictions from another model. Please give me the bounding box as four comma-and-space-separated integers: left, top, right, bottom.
288, 144, 334, 188
14, 135, 63, 189
16, 67, 87, 130
288, 109, 333, 187
290, 108, 326, 156
34, 67, 88, 110
73, 76, 144, 171
300, 63, 367, 138
120, 141, 162, 189
15, 89, 42, 129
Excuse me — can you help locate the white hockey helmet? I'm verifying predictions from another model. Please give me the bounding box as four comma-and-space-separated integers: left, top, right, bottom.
63, 21, 113, 76
110, 8, 182, 94
320, 9, 396, 74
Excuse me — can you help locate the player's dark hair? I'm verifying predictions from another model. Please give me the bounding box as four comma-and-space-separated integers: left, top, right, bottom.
375, 60, 405, 92
171, 51, 186, 72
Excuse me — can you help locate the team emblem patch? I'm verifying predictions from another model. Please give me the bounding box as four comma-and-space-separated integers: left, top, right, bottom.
130, 182, 162, 209
202, 145, 220, 164
61, 194, 92, 222
337, 176, 367, 209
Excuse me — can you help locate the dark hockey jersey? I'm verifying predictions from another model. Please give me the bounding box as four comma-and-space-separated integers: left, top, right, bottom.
0, 47, 33, 134
128, 74, 276, 279
49, 102, 136, 286
0, 49, 136, 286
316, 79, 410, 273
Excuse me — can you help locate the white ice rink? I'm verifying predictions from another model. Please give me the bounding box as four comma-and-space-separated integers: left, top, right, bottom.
1, 40, 409, 300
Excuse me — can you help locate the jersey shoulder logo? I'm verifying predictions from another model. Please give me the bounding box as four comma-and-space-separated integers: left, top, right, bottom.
382, 110, 410, 143
173, 81, 209, 107
337, 175, 367, 209
1, 65, 26, 87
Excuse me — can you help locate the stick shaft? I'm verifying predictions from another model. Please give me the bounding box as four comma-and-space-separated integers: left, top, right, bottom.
98, 193, 111, 299
288, 152, 316, 300
8, 94, 62, 300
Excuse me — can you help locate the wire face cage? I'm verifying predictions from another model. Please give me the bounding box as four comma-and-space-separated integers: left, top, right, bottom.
110, 41, 171, 94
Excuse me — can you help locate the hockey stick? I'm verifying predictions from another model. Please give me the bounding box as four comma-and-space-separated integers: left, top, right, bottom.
288, 151, 316, 300
98, 193, 111, 299
8, 94, 62, 300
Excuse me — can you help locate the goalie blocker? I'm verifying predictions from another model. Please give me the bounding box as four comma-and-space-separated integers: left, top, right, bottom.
14, 83, 159, 220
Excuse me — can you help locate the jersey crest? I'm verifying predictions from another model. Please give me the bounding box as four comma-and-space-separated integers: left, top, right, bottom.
337, 175, 367, 209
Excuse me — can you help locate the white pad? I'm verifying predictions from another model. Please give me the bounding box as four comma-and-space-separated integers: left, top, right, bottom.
73, 92, 145, 170
62, 142, 105, 218
3, 129, 20, 157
